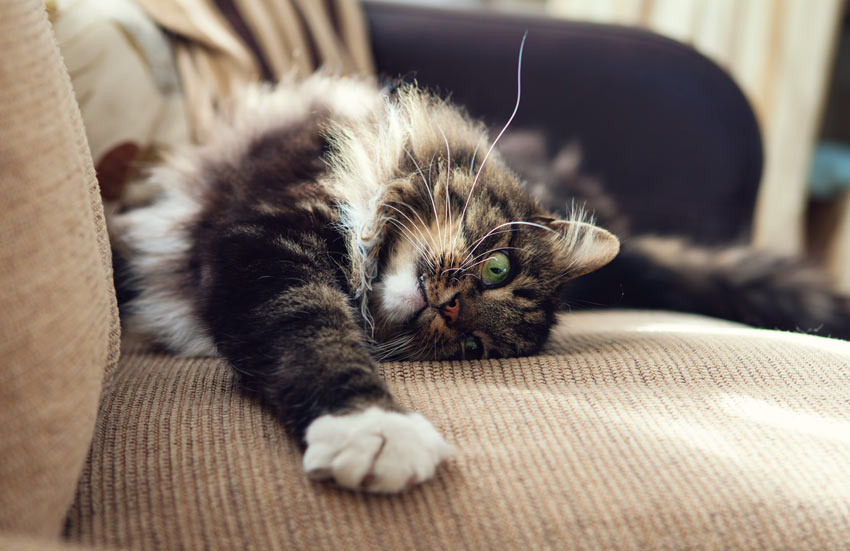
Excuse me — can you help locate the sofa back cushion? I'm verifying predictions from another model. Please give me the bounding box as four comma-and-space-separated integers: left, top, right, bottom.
0, 0, 120, 538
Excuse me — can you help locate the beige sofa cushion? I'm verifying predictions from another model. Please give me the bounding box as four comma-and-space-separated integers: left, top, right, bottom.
65, 311, 850, 549
0, 0, 120, 539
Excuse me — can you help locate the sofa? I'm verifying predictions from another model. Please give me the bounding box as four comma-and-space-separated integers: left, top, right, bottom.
2, 1, 850, 550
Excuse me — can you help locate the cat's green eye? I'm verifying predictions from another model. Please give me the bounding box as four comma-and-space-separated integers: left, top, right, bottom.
462, 335, 483, 360
481, 251, 511, 286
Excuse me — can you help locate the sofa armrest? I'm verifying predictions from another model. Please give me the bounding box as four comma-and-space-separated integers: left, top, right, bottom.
0, 0, 119, 539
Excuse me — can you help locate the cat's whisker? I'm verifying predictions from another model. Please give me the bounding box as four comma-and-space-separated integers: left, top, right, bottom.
374, 333, 413, 350
388, 199, 438, 250
462, 220, 555, 267
414, 340, 432, 361
387, 341, 414, 358
445, 245, 519, 275
457, 256, 501, 275
373, 334, 416, 361
384, 208, 438, 272
388, 333, 421, 361
405, 148, 443, 249
425, 151, 444, 247
455, 32, 527, 246
456, 230, 517, 268
456, 228, 514, 261
387, 211, 428, 254
453, 246, 529, 275
383, 203, 438, 260
448, 134, 488, 256
460, 272, 482, 283
436, 124, 453, 254
385, 219, 434, 265
388, 232, 430, 269
383, 211, 431, 254
449, 247, 531, 279
387, 227, 432, 268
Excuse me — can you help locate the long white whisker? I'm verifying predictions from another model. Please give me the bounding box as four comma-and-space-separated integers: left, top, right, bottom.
445, 246, 530, 275
383, 202, 437, 259
373, 335, 412, 353
405, 147, 429, 188
390, 199, 435, 244
458, 228, 514, 261
455, 31, 527, 244
462, 246, 529, 270
426, 152, 443, 249
457, 255, 511, 275
405, 148, 443, 249
383, 208, 431, 252
373, 334, 415, 361
384, 210, 429, 250
386, 225, 430, 264
463, 220, 554, 266
436, 124, 453, 256
386, 219, 433, 264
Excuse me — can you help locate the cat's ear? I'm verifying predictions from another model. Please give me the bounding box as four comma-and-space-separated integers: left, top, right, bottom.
532, 215, 620, 280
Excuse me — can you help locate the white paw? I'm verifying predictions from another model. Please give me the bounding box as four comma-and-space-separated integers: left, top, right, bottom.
302, 407, 453, 493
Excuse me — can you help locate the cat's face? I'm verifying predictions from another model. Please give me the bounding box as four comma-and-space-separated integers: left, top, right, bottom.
322, 83, 619, 361
369, 148, 618, 361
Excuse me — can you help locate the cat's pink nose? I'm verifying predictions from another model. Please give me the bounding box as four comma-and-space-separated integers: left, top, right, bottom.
439, 296, 460, 326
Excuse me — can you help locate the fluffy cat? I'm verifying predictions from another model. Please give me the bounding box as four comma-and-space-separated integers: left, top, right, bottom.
112, 73, 620, 493
114, 72, 850, 495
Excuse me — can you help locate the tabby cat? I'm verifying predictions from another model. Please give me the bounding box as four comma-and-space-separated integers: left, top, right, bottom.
115, 71, 850, 495
113, 73, 621, 493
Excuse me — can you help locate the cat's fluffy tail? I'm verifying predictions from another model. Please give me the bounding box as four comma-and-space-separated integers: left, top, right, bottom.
563, 235, 850, 339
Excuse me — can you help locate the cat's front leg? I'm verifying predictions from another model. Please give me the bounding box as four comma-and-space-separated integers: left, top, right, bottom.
213, 283, 453, 492
201, 232, 451, 492
231, 288, 452, 492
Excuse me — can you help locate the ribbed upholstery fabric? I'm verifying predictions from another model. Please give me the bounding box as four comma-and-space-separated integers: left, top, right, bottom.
66, 311, 850, 550
0, 0, 119, 540
0, 534, 113, 551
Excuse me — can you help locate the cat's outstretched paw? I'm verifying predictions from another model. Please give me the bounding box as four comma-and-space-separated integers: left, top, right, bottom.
302, 406, 453, 493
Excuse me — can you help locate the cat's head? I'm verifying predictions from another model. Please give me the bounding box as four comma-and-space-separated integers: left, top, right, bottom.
331, 84, 619, 361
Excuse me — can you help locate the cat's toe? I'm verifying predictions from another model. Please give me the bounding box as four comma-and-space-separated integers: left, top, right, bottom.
302, 406, 453, 493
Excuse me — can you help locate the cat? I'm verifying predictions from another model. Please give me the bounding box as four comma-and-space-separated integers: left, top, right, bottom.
112, 73, 621, 493
113, 72, 850, 496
